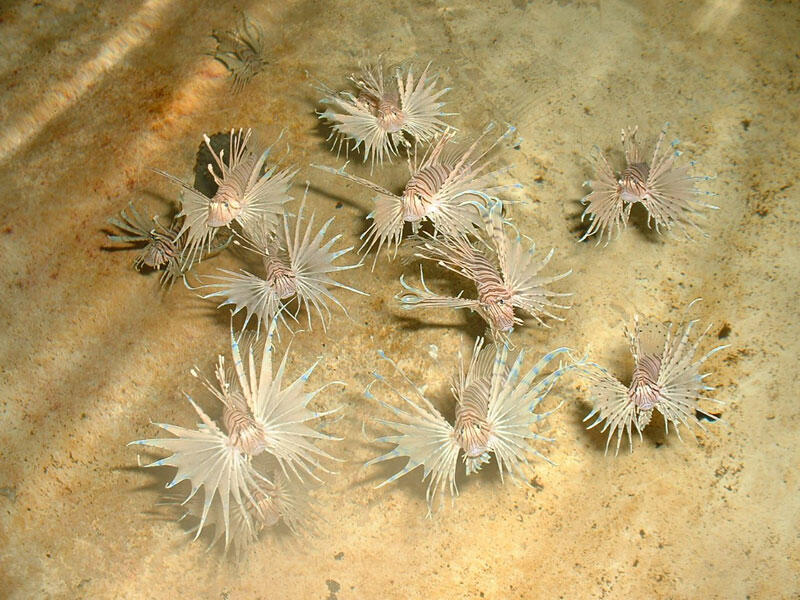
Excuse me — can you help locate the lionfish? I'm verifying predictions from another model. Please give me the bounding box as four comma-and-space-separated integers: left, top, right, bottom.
317, 60, 452, 168
366, 339, 578, 515
129, 318, 341, 550
154, 128, 295, 268
580, 124, 717, 245
578, 299, 729, 454
200, 192, 366, 332
210, 13, 268, 93
398, 201, 571, 339
107, 202, 184, 287
314, 124, 519, 267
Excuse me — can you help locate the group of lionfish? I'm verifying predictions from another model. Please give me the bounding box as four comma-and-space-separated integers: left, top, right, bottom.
111, 36, 727, 554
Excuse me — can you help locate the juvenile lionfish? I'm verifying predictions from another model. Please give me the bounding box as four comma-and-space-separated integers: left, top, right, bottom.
398, 201, 571, 339
314, 125, 519, 267
210, 13, 268, 93
155, 128, 295, 268
317, 60, 452, 168
130, 318, 341, 549
366, 339, 577, 515
580, 124, 717, 245
107, 202, 184, 287
578, 299, 729, 454
201, 192, 366, 332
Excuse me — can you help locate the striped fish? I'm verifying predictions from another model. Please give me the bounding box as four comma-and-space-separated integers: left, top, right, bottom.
312, 124, 520, 268
154, 128, 296, 268
397, 200, 571, 339
316, 60, 453, 171
107, 202, 191, 289
200, 188, 367, 334
129, 317, 341, 549
365, 338, 581, 515
580, 124, 718, 245
211, 13, 268, 94
579, 299, 730, 454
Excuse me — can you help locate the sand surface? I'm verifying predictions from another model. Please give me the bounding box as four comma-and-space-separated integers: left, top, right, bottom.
1, 1, 798, 598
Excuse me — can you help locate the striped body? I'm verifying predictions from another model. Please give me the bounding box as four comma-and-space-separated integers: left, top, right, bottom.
455, 237, 519, 332
453, 374, 493, 474
206, 142, 256, 227
580, 299, 729, 454
223, 395, 267, 456
401, 163, 454, 222
472, 252, 515, 332
628, 353, 663, 428
211, 14, 267, 93
135, 229, 180, 271
377, 98, 405, 133
580, 124, 717, 245
201, 194, 364, 333
207, 171, 246, 226
107, 202, 186, 287
315, 125, 516, 267
264, 243, 298, 299
619, 162, 650, 205
366, 341, 576, 514
354, 91, 407, 134
247, 480, 283, 529
454, 377, 492, 456
130, 318, 337, 551
318, 61, 451, 168
156, 128, 294, 269
399, 200, 571, 338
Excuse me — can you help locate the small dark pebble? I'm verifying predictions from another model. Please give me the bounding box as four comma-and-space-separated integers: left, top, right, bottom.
741, 119, 750, 131
326, 579, 341, 600
334, 551, 344, 560
335, 201, 343, 209
717, 323, 731, 339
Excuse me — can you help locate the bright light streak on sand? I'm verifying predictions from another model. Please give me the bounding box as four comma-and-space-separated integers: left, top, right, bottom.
0, 0, 173, 162
695, 0, 742, 34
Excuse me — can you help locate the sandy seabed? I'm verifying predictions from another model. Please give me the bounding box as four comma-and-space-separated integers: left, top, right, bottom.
1, 1, 798, 598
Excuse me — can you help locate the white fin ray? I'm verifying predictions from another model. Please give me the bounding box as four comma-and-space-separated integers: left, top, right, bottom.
483, 345, 574, 480
365, 352, 461, 515
129, 397, 262, 549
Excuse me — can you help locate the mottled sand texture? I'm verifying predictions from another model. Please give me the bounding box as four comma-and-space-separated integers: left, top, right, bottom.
1, 1, 798, 598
